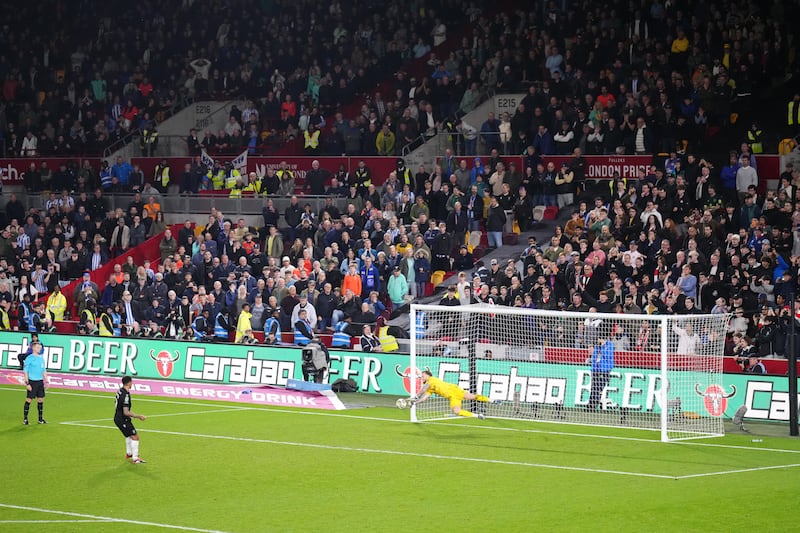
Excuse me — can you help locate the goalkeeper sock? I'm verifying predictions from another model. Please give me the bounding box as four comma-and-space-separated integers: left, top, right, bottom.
457, 410, 474, 417
475, 395, 489, 402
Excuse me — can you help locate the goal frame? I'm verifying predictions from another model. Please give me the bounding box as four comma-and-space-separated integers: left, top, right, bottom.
409, 303, 730, 442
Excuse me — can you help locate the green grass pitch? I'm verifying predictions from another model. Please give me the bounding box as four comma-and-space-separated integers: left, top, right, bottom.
1, 385, 798, 532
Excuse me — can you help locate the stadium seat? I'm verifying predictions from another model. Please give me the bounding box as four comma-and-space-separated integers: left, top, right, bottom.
467, 230, 482, 252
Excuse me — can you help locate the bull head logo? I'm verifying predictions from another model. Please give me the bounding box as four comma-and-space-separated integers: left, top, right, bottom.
394, 365, 430, 394
695, 384, 736, 417
150, 350, 180, 379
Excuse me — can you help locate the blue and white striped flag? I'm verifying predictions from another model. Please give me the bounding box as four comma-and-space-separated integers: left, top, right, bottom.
200, 149, 215, 169
230, 149, 248, 172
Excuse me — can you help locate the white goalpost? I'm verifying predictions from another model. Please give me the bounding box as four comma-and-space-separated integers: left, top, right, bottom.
409, 303, 731, 442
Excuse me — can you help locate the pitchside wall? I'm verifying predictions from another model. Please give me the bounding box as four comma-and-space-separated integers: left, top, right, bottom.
0, 332, 796, 423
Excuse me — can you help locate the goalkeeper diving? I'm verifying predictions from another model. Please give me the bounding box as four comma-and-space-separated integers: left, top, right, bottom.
411, 370, 494, 419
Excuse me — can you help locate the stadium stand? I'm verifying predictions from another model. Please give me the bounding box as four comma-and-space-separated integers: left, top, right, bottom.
1, 0, 800, 378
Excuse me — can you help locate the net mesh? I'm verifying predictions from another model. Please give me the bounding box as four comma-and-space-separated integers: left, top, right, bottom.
409, 304, 730, 442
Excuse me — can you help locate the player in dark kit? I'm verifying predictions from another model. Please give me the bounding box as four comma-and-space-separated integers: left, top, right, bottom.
114, 375, 147, 464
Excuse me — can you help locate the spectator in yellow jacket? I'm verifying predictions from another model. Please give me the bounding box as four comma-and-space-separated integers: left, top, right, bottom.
376, 124, 396, 156
46, 285, 68, 321
235, 302, 253, 343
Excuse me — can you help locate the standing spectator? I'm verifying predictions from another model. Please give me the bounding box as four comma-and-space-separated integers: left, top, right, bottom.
735, 155, 758, 203
387, 265, 409, 307
46, 285, 67, 322
486, 196, 506, 250
587, 327, 614, 411
111, 156, 134, 189
159, 229, 177, 262
234, 302, 253, 344
480, 112, 501, 153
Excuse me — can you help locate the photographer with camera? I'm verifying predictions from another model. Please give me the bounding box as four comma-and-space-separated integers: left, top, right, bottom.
164, 304, 186, 339
301, 338, 330, 384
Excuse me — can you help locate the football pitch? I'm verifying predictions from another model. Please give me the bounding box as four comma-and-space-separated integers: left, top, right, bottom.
1, 386, 798, 532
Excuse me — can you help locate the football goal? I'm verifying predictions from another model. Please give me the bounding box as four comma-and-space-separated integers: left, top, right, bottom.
408, 303, 731, 442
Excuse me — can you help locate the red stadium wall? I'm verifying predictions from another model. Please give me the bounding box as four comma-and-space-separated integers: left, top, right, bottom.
63, 223, 182, 314
0, 155, 784, 188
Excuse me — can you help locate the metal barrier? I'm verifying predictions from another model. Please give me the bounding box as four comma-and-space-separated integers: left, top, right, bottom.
22, 192, 353, 219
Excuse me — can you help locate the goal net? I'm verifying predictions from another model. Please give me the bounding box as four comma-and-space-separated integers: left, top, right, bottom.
409, 304, 730, 442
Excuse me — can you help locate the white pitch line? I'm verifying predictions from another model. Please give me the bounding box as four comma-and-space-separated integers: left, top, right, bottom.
0, 387, 256, 410
0, 519, 113, 523
4, 385, 800, 456
60, 408, 253, 425
0, 503, 230, 533
675, 463, 800, 479
62, 422, 675, 479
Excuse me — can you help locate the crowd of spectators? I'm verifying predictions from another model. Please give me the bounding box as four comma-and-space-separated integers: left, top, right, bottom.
449, 147, 798, 372
0, 186, 168, 331
192, 0, 800, 159
4, 0, 800, 371
4, 0, 796, 163
0, 0, 475, 158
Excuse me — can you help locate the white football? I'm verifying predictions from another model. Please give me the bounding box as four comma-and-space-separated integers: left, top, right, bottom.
396, 398, 408, 409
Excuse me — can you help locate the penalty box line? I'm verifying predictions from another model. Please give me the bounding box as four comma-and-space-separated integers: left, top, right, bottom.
5, 386, 800, 457
0, 503, 230, 533
674, 463, 800, 479
63, 421, 677, 480
59, 407, 255, 425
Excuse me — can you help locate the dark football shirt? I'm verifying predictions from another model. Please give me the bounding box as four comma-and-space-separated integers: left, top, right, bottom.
114, 387, 131, 422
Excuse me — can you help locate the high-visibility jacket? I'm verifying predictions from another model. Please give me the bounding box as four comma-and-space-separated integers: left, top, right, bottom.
235, 310, 252, 343
243, 180, 262, 194
354, 167, 371, 188
99, 312, 114, 336
210, 169, 225, 189
191, 316, 207, 340
397, 167, 413, 187
155, 164, 170, 188
214, 313, 230, 339
224, 170, 241, 189
0, 308, 10, 330
415, 310, 426, 339
293, 320, 312, 346
747, 129, 764, 154
332, 322, 351, 347
789, 100, 800, 126
81, 309, 95, 329
264, 317, 281, 340
229, 187, 243, 198
46, 292, 67, 321
140, 129, 159, 151
303, 129, 320, 149
18, 303, 32, 332
111, 312, 121, 336
145, 202, 161, 219
378, 325, 399, 352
